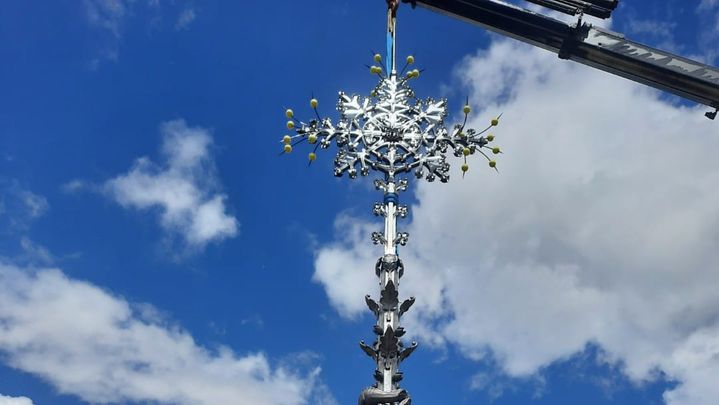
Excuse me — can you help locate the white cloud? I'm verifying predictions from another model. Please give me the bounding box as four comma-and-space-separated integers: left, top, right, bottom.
314, 39, 719, 404
0, 182, 48, 231
83, 0, 129, 39
699, 0, 719, 10
82, 0, 198, 66
105, 119, 238, 250
0, 394, 34, 405
312, 215, 378, 318
60, 179, 91, 194
19, 237, 54, 265
697, 0, 719, 63
175, 7, 196, 30
0, 262, 327, 405
18, 191, 48, 219
627, 19, 680, 53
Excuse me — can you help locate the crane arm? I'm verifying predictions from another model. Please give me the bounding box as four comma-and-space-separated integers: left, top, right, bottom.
403, 0, 719, 117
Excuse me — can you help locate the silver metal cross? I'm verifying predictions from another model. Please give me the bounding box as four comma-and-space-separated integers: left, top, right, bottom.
281, 3, 502, 403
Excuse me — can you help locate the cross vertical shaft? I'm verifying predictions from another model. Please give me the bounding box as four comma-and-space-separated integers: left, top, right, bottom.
386, 3, 397, 74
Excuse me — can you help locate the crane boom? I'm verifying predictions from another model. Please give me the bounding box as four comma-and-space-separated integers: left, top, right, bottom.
405, 0, 719, 117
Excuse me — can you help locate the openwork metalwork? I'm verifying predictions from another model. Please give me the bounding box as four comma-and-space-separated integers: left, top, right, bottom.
280, 3, 502, 404
285, 73, 501, 182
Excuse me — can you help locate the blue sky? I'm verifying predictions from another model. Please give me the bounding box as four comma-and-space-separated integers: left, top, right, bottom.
1, 1, 719, 404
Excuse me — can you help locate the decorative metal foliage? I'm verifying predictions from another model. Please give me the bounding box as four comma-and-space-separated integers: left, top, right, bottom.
281, 56, 503, 180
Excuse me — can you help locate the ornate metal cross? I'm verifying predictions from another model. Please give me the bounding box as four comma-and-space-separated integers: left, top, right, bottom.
281, 2, 502, 403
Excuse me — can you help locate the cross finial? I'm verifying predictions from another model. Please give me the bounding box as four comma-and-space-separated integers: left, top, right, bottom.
279, 6, 505, 402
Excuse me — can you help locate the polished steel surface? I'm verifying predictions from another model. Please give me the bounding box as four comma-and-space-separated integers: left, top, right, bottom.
281, 4, 503, 403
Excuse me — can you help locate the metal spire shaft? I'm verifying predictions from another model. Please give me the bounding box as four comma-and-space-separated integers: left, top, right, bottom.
371, 176, 410, 394
387, 1, 398, 74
